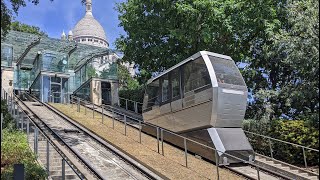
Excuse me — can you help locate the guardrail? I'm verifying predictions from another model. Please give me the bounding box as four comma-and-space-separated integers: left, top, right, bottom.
1, 89, 84, 180
118, 97, 143, 114
244, 130, 319, 169
68, 95, 290, 180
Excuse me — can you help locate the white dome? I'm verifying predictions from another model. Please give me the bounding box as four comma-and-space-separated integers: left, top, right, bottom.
73, 13, 107, 42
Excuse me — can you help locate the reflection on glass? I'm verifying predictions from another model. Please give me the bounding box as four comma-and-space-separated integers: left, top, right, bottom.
209, 56, 245, 86
183, 57, 211, 93
162, 74, 169, 102
146, 79, 160, 109
171, 69, 180, 99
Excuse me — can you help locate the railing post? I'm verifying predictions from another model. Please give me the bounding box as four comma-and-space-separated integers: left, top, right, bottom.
77, 97, 80, 112
124, 115, 127, 136
157, 127, 160, 153
184, 138, 188, 167
46, 140, 50, 174
101, 106, 104, 124
20, 110, 23, 130
85, 102, 87, 115
215, 150, 220, 180
139, 121, 142, 143
62, 159, 65, 180
125, 99, 128, 110
268, 137, 273, 159
112, 109, 115, 129
27, 118, 30, 135
256, 166, 261, 180
134, 102, 138, 113
34, 128, 38, 156
161, 129, 164, 156
1, 113, 3, 142
92, 104, 95, 118
302, 147, 307, 168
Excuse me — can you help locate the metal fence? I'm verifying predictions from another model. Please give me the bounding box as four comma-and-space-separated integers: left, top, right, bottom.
244, 130, 319, 168
1, 90, 83, 180
118, 97, 143, 114
69, 95, 280, 180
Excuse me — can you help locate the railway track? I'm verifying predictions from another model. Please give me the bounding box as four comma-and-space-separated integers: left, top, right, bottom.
71, 97, 318, 180
16, 93, 161, 180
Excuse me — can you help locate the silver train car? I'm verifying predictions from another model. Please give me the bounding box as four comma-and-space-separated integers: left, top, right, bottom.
142, 51, 254, 164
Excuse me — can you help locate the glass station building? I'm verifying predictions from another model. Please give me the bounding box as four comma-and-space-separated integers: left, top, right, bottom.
1, 30, 119, 105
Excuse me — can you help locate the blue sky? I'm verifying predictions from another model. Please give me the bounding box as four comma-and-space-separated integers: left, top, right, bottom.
8, 0, 126, 49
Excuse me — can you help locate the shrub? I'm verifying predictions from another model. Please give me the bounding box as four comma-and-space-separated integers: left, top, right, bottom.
243, 119, 319, 166
1, 129, 47, 179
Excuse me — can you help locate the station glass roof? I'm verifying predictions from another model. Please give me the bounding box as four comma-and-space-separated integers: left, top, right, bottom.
1, 31, 111, 69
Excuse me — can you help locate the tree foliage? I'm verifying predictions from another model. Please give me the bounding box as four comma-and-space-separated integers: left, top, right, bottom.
10, 21, 47, 36
1, 0, 51, 38
243, 119, 319, 166
116, 0, 319, 124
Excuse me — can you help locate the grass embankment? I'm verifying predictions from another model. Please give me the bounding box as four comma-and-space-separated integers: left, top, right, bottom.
51, 103, 243, 180
1, 100, 47, 179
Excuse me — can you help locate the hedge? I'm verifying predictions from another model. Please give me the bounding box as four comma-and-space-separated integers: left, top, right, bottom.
243, 119, 319, 166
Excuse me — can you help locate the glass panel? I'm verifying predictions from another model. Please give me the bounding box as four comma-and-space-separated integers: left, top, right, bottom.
171, 69, 180, 99
146, 79, 160, 109
209, 56, 245, 86
1, 44, 13, 67
30, 75, 41, 99
51, 76, 61, 83
162, 74, 169, 102
74, 81, 90, 102
42, 76, 50, 102
183, 57, 211, 93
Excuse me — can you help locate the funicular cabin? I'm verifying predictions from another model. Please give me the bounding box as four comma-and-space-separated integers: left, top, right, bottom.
142, 51, 254, 164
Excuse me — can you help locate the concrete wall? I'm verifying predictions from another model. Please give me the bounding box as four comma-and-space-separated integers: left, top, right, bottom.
111, 82, 119, 106
1, 68, 14, 95
90, 79, 102, 105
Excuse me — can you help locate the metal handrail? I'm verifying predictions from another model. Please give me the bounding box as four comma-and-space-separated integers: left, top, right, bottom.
69, 95, 320, 178
118, 97, 143, 105
1, 89, 84, 179
244, 130, 319, 152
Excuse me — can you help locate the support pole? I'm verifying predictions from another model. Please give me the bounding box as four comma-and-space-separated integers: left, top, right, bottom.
46, 140, 50, 174
139, 121, 142, 143
215, 150, 220, 180
124, 115, 127, 136
62, 159, 65, 180
161, 129, 164, 156
101, 106, 104, 124
184, 138, 188, 167
302, 147, 308, 168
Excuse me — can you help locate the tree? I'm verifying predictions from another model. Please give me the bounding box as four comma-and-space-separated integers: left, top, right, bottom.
117, 63, 140, 90
244, 0, 319, 125
87, 64, 97, 78
116, 0, 319, 124
1, 0, 52, 38
10, 21, 47, 36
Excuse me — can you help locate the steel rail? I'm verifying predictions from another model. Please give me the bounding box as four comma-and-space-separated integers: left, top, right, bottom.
17, 93, 105, 180
31, 93, 162, 180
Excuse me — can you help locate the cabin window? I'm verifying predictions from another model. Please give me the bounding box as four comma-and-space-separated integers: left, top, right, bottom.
171, 69, 180, 99
183, 57, 211, 93
209, 56, 245, 86
146, 79, 160, 109
161, 74, 169, 102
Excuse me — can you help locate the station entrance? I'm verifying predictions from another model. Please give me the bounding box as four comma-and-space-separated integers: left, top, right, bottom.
30, 72, 69, 103
101, 81, 111, 104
